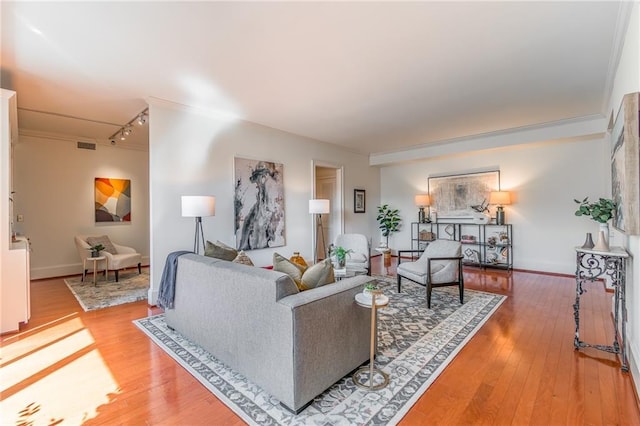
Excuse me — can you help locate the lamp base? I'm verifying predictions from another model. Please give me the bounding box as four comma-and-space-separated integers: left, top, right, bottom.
496, 208, 506, 225
418, 208, 425, 223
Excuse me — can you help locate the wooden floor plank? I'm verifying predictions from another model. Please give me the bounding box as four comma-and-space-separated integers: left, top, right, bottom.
1, 259, 638, 425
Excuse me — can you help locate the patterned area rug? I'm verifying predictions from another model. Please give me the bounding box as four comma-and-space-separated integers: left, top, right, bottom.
64, 270, 149, 311
133, 276, 505, 425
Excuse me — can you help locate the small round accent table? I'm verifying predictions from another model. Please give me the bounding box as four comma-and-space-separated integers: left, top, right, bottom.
353, 289, 390, 390
83, 256, 107, 286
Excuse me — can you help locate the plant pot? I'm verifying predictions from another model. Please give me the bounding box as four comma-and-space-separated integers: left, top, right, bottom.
337, 258, 346, 269
363, 288, 379, 299
91, 250, 100, 258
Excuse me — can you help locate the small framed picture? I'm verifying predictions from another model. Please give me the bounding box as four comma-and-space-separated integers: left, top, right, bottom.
354, 189, 366, 213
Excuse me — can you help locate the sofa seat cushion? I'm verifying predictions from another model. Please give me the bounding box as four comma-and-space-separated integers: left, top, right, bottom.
397, 260, 446, 285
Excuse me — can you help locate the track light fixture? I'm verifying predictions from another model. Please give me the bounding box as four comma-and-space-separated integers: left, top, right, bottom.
108, 107, 148, 142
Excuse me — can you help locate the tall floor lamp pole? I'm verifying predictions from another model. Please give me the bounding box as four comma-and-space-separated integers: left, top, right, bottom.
309, 199, 330, 263
182, 196, 216, 254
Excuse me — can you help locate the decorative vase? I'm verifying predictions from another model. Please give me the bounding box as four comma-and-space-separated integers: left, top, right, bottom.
581, 233, 595, 249
289, 252, 308, 268
337, 258, 346, 269
599, 223, 610, 247
593, 230, 610, 252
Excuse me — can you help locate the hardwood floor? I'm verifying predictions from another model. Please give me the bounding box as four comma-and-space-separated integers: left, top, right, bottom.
1, 258, 639, 425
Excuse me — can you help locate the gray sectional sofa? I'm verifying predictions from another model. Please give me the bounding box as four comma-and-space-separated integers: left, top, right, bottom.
164, 253, 372, 413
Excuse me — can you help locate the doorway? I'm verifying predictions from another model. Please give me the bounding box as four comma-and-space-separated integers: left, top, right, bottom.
313, 162, 343, 261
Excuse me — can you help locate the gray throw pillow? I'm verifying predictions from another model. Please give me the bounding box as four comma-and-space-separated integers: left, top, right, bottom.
204, 240, 238, 261
86, 235, 117, 254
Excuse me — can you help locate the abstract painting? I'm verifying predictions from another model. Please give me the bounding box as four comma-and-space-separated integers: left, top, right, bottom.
428, 171, 500, 220
611, 92, 640, 235
95, 178, 131, 222
234, 157, 285, 250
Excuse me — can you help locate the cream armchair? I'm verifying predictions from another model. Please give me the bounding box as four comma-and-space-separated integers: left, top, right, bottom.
75, 235, 142, 282
397, 239, 464, 308
332, 234, 370, 275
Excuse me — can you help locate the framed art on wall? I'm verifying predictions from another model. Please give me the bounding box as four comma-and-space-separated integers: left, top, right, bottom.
611, 92, 640, 235
95, 178, 131, 222
234, 157, 286, 250
354, 189, 366, 213
428, 170, 500, 220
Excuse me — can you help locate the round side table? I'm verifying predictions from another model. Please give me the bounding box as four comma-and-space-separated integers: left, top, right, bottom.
353, 289, 390, 390
83, 256, 107, 286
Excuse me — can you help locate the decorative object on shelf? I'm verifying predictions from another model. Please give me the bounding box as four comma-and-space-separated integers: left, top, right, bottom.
593, 230, 610, 251
88, 243, 105, 258
419, 230, 435, 241
581, 232, 595, 249
610, 92, 639, 235
309, 199, 330, 263
414, 194, 431, 223
354, 189, 366, 213
330, 245, 353, 269
376, 204, 401, 248
234, 157, 286, 250
489, 191, 511, 225
574, 197, 616, 250
428, 170, 500, 220
289, 252, 308, 268
182, 195, 216, 255
444, 224, 455, 239
461, 235, 476, 243
95, 177, 131, 222
464, 248, 480, 263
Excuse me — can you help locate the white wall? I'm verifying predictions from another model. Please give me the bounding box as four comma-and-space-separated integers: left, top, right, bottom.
148, 99, 379, 303
608, 1, 640, 394
12, 135, 150, 279
380, 135, 610, 274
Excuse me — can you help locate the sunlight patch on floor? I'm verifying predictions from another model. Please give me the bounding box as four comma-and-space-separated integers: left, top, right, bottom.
0, 317, 120, 425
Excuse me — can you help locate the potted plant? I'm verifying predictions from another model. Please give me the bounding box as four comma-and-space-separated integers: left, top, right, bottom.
574, 197, 616, 223
376, 204, 401, 248
88, 243, 105, 258
574, 197, 616, 250
330, 245, 353, 269
363, 281, 379, 298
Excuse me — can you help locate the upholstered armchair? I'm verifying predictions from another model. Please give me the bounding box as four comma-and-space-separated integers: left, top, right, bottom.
332, 234, 370, 275
75, 235, 142, 282
397, 239, 464, 308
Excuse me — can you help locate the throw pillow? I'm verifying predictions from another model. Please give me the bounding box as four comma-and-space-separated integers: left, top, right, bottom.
273, 252, 307, 289
204, 240, 238, 261
299, 258, 335, 291
232, 250, 254, 266
86, 235, 117, 254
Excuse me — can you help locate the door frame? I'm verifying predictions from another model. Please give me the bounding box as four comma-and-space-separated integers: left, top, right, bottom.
311, 160, 344, 262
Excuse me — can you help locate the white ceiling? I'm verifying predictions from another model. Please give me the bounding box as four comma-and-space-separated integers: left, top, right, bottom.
0, 1, 628, 155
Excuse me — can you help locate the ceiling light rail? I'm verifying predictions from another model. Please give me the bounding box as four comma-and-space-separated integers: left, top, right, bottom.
108, 108, 149, 142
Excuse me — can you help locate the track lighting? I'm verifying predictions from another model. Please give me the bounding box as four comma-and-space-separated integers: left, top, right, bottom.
108, 107, 148, 142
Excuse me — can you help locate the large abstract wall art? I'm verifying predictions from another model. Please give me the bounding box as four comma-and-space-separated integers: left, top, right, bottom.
611, 92, 640, 235
95, 178, 131, 222
234, 157, 285, 250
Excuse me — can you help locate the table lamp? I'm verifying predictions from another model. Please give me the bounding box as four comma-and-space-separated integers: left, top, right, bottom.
414, 194, 431, 223
489, 191, 511, 225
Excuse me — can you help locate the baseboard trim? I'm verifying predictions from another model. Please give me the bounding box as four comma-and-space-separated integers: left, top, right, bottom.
30, 257, 151, 280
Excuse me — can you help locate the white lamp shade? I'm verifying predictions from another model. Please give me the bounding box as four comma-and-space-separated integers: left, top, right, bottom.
181, 196, 216, 217
414, 194, 431, 207
309, 199, 330, 214
489, 191, 511, 206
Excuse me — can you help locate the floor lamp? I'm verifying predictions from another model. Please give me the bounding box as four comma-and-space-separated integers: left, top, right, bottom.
182, 195, 216, 254
309, 199, 330, 263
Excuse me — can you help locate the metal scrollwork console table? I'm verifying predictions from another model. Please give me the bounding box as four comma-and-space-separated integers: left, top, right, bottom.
574, 246, 630, 371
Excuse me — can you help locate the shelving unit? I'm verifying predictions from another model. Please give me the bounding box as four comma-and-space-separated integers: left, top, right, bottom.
410, 222, 513, 270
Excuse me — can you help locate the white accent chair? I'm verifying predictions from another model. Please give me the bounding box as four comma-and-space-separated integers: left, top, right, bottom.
332, 234, 370, 275
397, 239, 464, 308
74, 235, 142, 282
